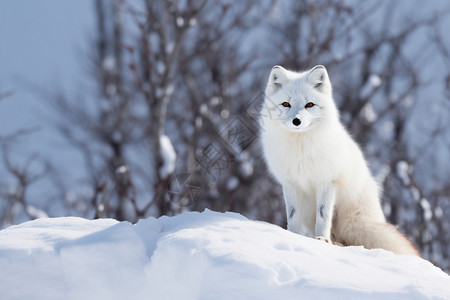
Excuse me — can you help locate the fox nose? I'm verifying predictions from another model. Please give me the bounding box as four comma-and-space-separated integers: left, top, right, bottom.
292, 118, 301, 126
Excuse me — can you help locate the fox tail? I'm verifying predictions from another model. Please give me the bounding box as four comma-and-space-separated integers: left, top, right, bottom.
340, 219, 420, 256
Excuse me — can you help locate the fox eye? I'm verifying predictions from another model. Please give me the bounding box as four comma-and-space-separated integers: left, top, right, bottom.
305, 102, 314, 108
281, 102, 291, 108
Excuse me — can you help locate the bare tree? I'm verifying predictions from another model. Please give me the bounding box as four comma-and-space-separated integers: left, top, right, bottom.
0, 91, 49, 226
50, 0, 280, 222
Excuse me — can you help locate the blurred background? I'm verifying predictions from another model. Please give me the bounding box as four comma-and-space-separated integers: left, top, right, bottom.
1, 0, 449, 272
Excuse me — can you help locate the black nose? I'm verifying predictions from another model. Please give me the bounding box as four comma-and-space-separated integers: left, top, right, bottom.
292, 118, 301, 126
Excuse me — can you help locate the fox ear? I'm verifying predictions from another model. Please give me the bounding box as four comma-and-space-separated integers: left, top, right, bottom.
266, 65, 288, 96
307, 65, 331, 95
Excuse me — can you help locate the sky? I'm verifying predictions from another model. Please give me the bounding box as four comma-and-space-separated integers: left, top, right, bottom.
0, 1, 94, 188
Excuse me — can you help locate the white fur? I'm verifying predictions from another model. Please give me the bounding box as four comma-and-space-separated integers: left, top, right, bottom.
260, 65, 420, 256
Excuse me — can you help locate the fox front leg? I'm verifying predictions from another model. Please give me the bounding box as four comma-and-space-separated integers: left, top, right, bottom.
283, 184, 300, 234
315, 184, 337, 242
283, 184, 314, 237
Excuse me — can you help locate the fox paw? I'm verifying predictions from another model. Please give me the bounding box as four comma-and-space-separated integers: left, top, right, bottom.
316, 236, 332, 244
316, 236, 344, 247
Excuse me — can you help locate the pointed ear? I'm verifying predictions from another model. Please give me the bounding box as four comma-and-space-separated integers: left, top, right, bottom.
266, 65, 289, 96
307, 65, 332, 95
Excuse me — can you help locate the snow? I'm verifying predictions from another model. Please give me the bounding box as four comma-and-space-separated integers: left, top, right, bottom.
188, 18, 197, 27
199, 103, 208, 114
226, 176, 239, 190
359, 74, 382, 99
25, 204, 49, 219
434, 206, 444, 219
159, 134, 176, 179
420, 198, 433, 221
396, 160, 411, 185
176, 16, 185, 27
362, 103, 377, 123
369, 74, 382, 88
115, 165, 129, 175
220, 109, 230, 119
102, 56, 116, 73
0, 210, 449, 300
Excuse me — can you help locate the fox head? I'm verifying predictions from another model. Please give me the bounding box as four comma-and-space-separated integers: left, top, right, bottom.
262, 65, 339, 133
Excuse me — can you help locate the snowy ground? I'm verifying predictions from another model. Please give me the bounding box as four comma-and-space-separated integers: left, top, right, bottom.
0, 210, 449, 300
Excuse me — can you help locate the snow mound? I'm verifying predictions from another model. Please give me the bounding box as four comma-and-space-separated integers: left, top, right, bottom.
0, 210, 449, 300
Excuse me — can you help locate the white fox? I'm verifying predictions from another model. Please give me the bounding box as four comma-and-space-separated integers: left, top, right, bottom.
260, 65, 420, 256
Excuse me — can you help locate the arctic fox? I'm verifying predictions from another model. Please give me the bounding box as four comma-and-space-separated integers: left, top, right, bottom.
260, 65, 420, 256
